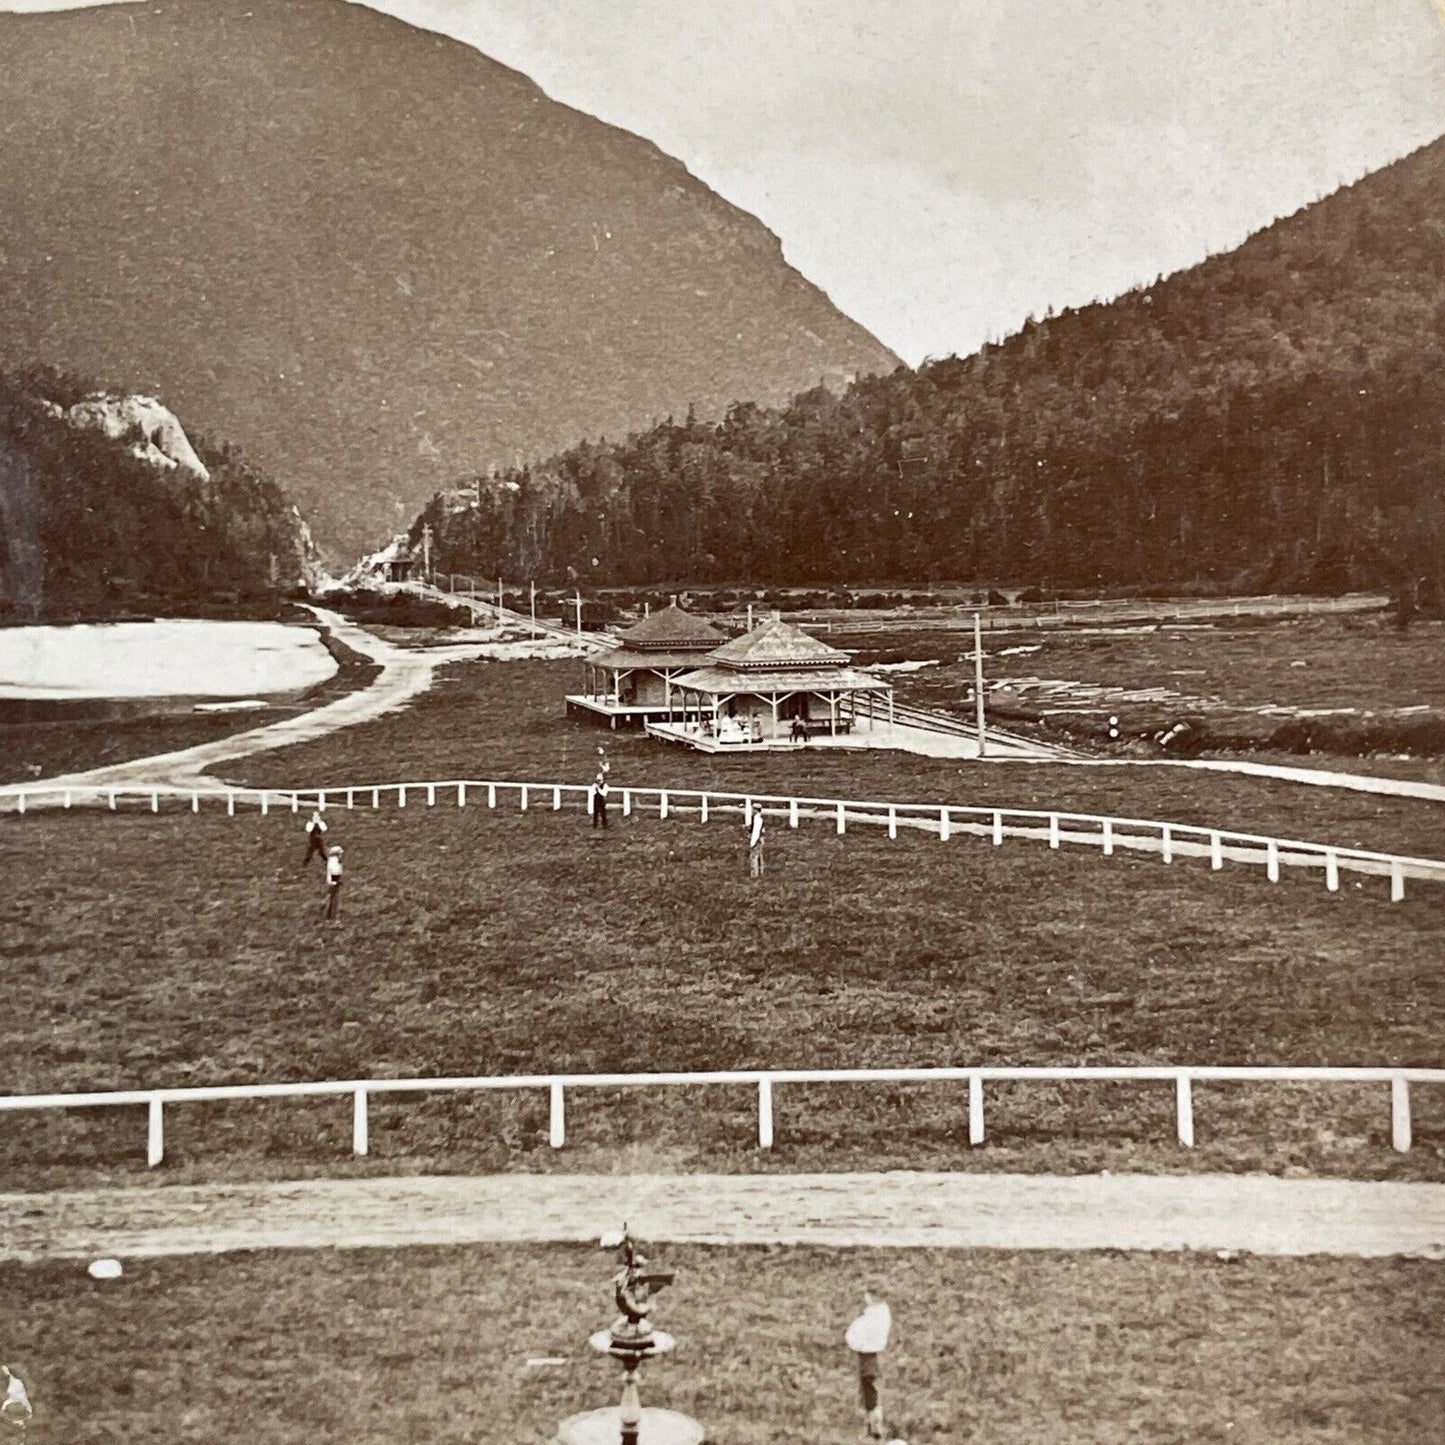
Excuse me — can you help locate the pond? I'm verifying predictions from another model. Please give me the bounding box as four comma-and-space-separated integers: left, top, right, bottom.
0, 620, 338, 700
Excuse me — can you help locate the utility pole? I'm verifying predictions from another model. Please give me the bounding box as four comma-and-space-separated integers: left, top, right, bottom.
574, 589, 583, 637
419, 523, 433, 583
529, 580, 538, 638
974, 611, 987, 758
497, 576, 503, 618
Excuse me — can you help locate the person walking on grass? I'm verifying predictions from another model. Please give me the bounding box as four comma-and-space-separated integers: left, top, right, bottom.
322, 845, 344, 920
589, 773, 610, 830
747, 805, 765, 878
302, 807, 329, 867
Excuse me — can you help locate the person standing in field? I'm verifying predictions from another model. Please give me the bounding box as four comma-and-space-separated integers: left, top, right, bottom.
322, 845, 344, 920
589, 774, 610, 829
845, 1292, 893, 1440
302, 807, 329, 867
747, 806, 765, 878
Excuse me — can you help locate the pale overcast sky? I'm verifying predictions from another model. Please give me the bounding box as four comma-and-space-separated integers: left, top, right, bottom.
7, 0, 1445, 363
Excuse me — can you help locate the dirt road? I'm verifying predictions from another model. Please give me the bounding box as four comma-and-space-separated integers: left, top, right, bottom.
4, 1171, 1440, 1263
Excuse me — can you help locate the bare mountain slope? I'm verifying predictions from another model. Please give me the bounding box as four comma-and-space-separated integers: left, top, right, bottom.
0, 0, 898, 556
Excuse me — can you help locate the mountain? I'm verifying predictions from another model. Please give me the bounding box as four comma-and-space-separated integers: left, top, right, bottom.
0, 0, 897, 560
0, 364, 313, 620
413, 135, 1445, 593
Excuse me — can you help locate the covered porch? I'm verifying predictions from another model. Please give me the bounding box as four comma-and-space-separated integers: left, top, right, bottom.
652, 668, 894, 750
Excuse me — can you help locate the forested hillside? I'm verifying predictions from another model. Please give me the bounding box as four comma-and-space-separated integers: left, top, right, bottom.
0, 0, 896, 557
0, 366, 310, 620
416, 136, 1445, 594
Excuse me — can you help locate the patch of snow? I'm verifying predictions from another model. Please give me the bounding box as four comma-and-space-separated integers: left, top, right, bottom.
871, 659, 940, 674
996, 644, 1043, 657
0, 621, 337, 700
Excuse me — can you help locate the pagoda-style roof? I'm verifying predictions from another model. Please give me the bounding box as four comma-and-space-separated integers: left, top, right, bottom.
616, 603, 726, 651
704, 617, 851, 670
673, 664, 889, 696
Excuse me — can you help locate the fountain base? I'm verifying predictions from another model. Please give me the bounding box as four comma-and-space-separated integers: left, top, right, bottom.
554, 1406, 705, 1445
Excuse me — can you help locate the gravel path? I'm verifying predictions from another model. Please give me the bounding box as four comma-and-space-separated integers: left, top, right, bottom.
4, 1172, 1441, 1263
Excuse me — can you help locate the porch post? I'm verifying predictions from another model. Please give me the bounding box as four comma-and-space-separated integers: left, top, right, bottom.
829, 692, 837, 736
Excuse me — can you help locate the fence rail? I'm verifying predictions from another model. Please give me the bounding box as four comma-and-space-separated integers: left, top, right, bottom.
4, 776, 1441, 899
0, 1064, 1435, 1167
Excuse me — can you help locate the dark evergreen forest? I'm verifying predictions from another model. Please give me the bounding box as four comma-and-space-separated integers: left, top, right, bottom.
415, 136, 1445, 594
0, 366, 309, 619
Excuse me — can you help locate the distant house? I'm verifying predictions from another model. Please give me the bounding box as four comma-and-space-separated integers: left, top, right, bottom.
352, 534, 415, 585
657, 616, 893, 748
567, 601, 725, 727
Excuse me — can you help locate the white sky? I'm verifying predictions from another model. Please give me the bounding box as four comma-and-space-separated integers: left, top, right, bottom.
7, 0, 1445, 364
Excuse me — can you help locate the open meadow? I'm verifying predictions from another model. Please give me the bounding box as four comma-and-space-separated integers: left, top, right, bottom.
832, 612, 1445, 767
4, 758, 1440, 1185
3, 1242, 1439, 1444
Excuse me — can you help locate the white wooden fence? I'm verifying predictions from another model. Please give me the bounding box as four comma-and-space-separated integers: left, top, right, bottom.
4, 776, 1441, 899
0, 1064, 1435, 1167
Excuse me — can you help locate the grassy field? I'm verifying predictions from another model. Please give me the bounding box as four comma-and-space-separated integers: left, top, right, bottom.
213, 657, 1445, 859
3, 1242, 1439, 1443
838, 614, 1445, 760
4, 787, 1440, 1186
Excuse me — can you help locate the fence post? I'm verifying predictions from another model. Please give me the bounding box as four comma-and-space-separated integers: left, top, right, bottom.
352, 1089, 369, 1157
109, 789, 117, 811
622, 789, 632, 817
1324, 850, 1339, 893
260, 791, 269, 816
553, 786, 561, 811
888, 806, 897, 840
151, 790, 159, 813
226, 792, 235, 817
63, 790, 72, 809
1102, 819, 1114, 856
1210, 832, 1223, 871
550, 1081, 566, 1148
939, 807, 950, 842
427, 784, 436, 807
1391, 1077, 1411, 1152
659, 790, 668, 820
291, 793, 300, 813
969, 1075, 985, 1146
1175, 1075, 1194, 1148
191, 793, 199, 813
458, 783, 467, 807
836, 802, 846, 835
371, 788, 380, 809
993, 811, 1003, 845
488, 783, 497, 808
520, 786, 528, 811
789, 798, 799, 829
398, 786, 407, 808
1390, 861, 1404, 903
16, 792, 23, 815
346, 789, 355, 810
1267, 840, 1280, 882
1160, 824, 1171, 863
147, 1097, 165, 1168
1049, 814, 1060, 850
757, 1076, 774, 1149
